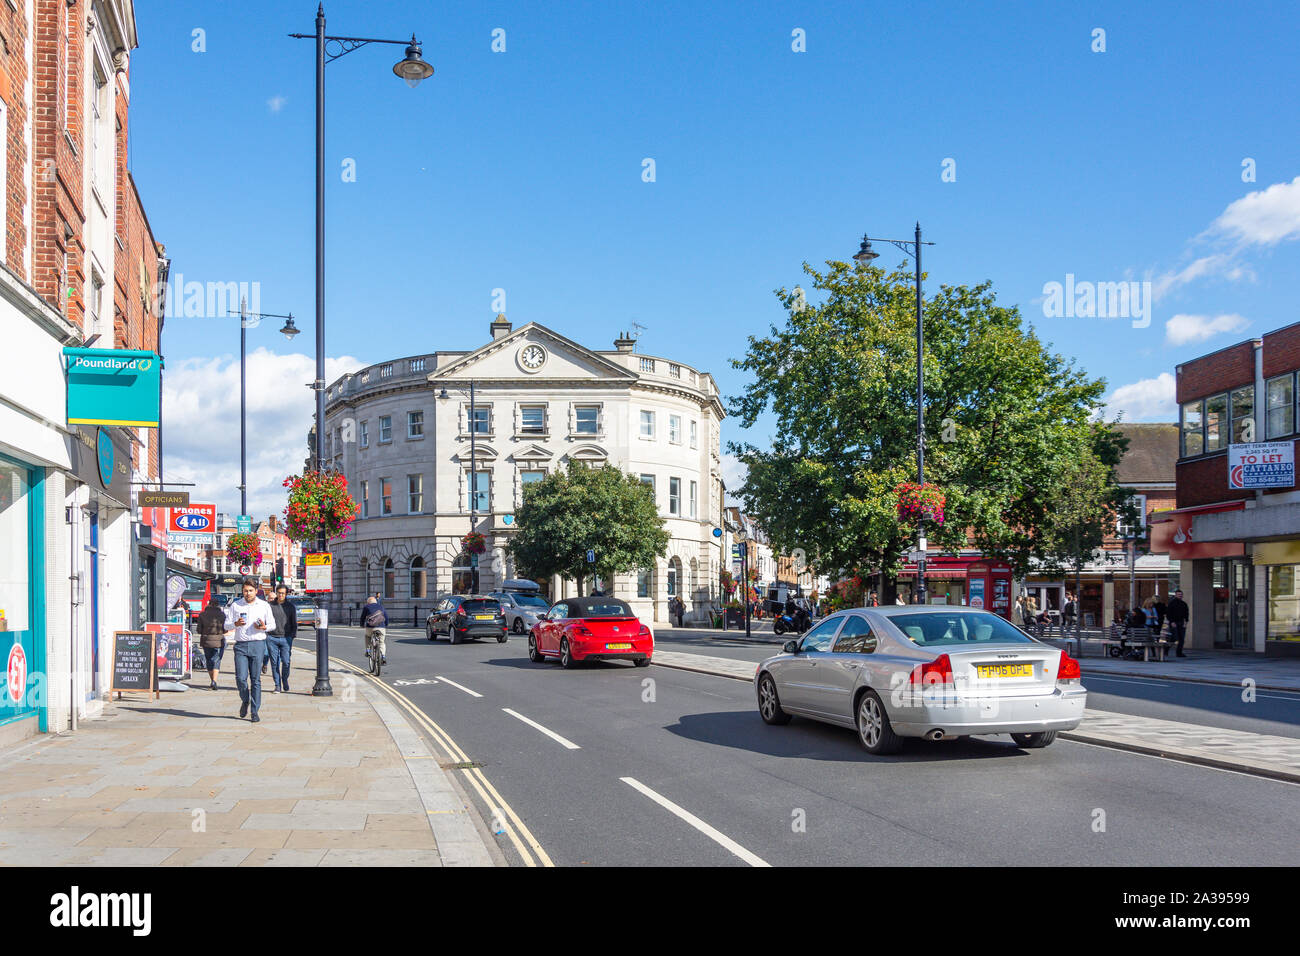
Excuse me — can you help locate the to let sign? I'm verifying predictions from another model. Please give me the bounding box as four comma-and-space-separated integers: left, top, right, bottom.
1228, 442, 1295, 490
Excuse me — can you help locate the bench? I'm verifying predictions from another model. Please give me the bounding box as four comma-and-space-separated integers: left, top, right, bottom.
1097, 626, 1172, 662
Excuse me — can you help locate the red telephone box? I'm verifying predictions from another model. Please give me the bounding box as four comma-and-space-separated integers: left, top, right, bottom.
967, 561, 1013, 619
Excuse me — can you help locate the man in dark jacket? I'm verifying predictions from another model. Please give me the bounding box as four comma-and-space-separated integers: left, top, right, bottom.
197, 598, 231, 691
362, 593, 389, 664
1165, 589, 1189, 657
267, 585, 298, 693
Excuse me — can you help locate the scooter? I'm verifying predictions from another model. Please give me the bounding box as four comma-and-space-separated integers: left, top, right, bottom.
773, 611, 809, 636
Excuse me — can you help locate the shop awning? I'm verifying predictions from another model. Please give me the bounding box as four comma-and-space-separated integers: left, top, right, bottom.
1149, 501, 1246, 559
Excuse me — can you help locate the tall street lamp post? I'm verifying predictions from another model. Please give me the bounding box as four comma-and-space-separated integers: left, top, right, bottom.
234, 298, 299, 517
854, 225, 935, 603
290, 5, 433, 696
439, 382, 478, 592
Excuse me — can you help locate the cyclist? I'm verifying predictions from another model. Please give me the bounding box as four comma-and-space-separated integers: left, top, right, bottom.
362, 593, 389, 666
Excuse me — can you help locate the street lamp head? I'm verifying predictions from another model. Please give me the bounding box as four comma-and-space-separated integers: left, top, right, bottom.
393, 36, 434, 87
437, 388, 449, 401
280, 315, 300, 340
853, 234, 879, 265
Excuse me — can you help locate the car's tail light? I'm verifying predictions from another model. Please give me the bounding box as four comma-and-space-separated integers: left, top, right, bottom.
910, 653, 954, 686
1057, 650, 1081, 684
576, 625, 593, 636
638, 625, 651, 638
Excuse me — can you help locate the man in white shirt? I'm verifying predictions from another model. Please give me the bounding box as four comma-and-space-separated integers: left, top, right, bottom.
224, 579, 272, 722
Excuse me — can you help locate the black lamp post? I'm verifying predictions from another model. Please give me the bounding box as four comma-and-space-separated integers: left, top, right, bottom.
439, 382, 478, 592
290, 5, 432, 696
233, 298, 299, 517
854, 225, 935, 603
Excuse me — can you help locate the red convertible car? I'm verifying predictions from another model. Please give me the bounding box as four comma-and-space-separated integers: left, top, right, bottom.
528, 597, 653, 668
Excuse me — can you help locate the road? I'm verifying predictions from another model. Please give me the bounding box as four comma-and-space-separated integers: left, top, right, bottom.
297, 626, 1300, 867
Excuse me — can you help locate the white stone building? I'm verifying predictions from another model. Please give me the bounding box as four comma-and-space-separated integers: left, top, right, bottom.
319, 317, 726, 625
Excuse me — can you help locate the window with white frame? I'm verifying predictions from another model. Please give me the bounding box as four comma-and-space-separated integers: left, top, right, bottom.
407, 474, 423, 513
359, 420, 368, 447
380, 477, 393, 515
669, 477, 681, 515
689, 480, 697, 518
640, 410, 655, 438
669, 415, 681, 444
407, 410, 424, 439
640, 474, 655, 502
379, 416, 392, 443
91, 65, 108, 193
468, 405, 491, 435
1117, 494, 1147, 538
574, 405, 600, 434
468, 470, 491, 512
1266, 373, 1295, 439
637, 569, 650, 598
1231, 385, 1255, 443
89, 271, 104, 340
520, 405, 546, 435
689, 419, 697, 449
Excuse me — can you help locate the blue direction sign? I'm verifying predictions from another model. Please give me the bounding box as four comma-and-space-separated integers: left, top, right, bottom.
587, 549, 596, 563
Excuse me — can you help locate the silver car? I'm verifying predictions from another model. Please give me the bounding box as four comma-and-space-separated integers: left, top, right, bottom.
490, 590, 552, 636
754, 606, 1086, 754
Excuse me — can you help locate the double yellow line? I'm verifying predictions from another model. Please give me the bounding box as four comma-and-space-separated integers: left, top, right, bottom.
334, 657, 554, 867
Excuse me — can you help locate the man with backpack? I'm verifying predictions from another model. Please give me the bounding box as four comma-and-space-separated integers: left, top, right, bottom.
362, 592, 388, 665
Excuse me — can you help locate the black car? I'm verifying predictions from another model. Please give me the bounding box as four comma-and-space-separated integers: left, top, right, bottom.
426, 595, 508, 644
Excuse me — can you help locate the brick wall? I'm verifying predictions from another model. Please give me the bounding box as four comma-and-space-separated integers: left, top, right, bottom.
1176, 341, 1255, 404
1, 1, 31, 271
1263, 322, 1300, 379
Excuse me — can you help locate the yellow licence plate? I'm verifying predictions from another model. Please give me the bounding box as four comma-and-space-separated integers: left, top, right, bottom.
605, 643, 632, 650
475, 614, 494, 620
975, 662, 1034, 679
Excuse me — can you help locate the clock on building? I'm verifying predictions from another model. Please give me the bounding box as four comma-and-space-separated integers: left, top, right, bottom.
518, 344, 547, 372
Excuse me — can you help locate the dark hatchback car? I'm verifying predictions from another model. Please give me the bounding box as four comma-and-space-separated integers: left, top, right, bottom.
426, 595, 508, 644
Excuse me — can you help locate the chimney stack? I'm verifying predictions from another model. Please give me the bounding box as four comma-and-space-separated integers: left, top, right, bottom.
614, 331, 636, 352
490, 313, 512, 340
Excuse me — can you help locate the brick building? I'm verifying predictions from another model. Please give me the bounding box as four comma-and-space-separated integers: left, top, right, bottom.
1152, 322, 1300, 655
0, 0, 166, 742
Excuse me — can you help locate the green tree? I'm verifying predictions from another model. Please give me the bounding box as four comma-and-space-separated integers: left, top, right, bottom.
729, 257, 1127, 583
506, 462, 669, 594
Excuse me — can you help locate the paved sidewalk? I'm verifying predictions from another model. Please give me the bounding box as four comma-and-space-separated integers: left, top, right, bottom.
0, 649, 496, 866
650, 649, 1300, 783
1043, 641, 1300, 692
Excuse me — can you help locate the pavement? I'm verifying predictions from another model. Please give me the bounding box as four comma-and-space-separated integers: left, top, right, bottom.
649, 648, 1300, 784
0, 647, 497, 866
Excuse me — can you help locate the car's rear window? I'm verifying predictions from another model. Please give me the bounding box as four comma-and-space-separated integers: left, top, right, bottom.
888, 612, 1035, 647
574, 601, 634, 618
514, 594, 550, 608
462, 600, 501, 614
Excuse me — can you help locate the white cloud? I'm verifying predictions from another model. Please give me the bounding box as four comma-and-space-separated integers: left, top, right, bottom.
720, 454, 747, 504
267, 95, 287, 113
1105, 373, 1176, 422
161, 348, 363, 519
1164, 312, 1249, 346
1211, 175, 1300, 246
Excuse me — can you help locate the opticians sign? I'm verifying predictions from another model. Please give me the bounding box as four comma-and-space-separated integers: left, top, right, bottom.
63, 348, 162, 427
1228, 442, 1295, 490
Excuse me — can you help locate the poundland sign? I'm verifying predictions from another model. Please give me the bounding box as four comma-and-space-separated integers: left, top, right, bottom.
64, 347, 162, 427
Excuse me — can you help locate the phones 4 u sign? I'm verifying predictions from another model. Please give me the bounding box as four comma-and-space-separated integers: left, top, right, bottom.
1228, 442, 1295, 490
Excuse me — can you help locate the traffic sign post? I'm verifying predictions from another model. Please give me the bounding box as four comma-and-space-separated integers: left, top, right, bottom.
236, 514, 253, 534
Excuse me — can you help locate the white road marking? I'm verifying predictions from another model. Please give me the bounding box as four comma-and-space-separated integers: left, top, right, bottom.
501, 708, 580, 749
436, 676, 482, 698
620, 776, 770, 867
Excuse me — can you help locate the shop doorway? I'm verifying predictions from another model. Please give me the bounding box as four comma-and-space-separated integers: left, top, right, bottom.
1213, 559, 1252, 649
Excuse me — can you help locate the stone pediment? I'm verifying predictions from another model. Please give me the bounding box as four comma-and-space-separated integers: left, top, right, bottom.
451, 443, 498, 462
428, 322, 637, 384
510, 444, 554, 463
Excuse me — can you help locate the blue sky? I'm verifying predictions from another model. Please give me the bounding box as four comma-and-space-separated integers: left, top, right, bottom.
131, 0, 1300, 516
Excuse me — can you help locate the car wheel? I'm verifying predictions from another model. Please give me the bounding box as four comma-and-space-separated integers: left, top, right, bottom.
634, 657, 651, 668
528, 634, 545, 663
560, 638, 578, 669
757, 674, 791, 725
497, 631, 508, 643
856, 690, 903, 755
512, 618, 525, 634
1011, 731, 1057, 749
449, 629, 462, 645
426, 625, 436, 642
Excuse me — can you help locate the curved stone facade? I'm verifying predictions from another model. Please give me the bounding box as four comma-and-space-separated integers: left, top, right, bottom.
319, 319, 727, 626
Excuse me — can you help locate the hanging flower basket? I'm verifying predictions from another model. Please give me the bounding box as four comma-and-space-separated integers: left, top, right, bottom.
745, 567, 759, 582
283, 470, 360, 542
226, 532, 263, 568
895, 482, 946, 526
719, 570, 736, 597
461, 531, 487, 555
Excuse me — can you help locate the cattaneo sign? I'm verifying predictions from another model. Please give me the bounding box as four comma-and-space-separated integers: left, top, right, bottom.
1228, 442, 1295, 490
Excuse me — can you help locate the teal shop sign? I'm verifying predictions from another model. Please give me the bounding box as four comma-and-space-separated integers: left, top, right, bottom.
236, 515, 252, 534
64, 348, 162, 427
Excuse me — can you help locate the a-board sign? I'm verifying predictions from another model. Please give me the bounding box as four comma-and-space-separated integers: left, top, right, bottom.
112, 630, 158, 697
146, 622, 191, 681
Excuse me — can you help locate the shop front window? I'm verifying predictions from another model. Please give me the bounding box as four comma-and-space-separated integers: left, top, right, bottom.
1267, 565, 1300, 642
0, 460, 31, 635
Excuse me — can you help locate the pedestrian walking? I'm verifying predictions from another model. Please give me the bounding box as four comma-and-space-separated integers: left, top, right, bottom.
362, 592, 389, 665
1062, 592, 1078, 631
196, 597, 230, 690
670, 595, 685, 627
266, 584, 297, 694
225, 578, 272, 722
1166, 588, 1189, 657
1013, 594, 1026, 628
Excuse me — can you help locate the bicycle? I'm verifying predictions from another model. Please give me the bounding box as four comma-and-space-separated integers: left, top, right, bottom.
366, 628, 384, 676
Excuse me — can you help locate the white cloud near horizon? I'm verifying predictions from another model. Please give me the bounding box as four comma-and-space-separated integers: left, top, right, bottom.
720, 454, 747, 505
161, 348, 363, 520
1105, 373, 1176, 422
1164, 312, 1249, 346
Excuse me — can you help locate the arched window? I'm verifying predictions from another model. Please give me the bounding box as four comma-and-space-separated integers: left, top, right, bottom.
383, 557, 396, 599
452, 551, 475, 594
667, 556, 682, 598
410, 556, 426, 599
